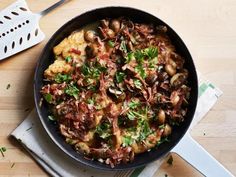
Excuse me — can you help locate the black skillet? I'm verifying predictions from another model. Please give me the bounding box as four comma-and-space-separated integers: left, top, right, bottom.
34, 7, 198, 170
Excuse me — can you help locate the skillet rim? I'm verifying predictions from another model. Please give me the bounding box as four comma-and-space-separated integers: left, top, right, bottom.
34, 6, 198, 170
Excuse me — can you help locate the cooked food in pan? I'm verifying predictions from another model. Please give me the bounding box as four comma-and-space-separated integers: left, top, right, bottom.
40, 17, 191, 167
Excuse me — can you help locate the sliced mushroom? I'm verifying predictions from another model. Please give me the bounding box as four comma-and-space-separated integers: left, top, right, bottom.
106, 28, 115, 38
158, 109, 166, 124
170, 73, 187, 88
100, 19, 109, 28
108, 87, 126, 101
156, 25, 167, 33
163, 124, 172, 137
145, 74, 158, 86
84, 30, 96, 42
170, 91, 180, 106
85, 43, 98, 58
165, 64, 176, 76
110, 19, 120, 33
108, 87, 123, 96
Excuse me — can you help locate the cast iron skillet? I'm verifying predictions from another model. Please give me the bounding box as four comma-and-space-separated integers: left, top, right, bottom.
34, 7, 198, 170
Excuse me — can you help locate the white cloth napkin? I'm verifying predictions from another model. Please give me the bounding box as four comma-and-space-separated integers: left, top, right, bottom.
11, 73, 222, 177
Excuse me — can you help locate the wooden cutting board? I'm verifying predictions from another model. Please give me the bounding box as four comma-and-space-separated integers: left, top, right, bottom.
0, 0, 236, 176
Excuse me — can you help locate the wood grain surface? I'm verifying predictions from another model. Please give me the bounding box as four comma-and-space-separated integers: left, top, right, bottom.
0, 0, 236, 176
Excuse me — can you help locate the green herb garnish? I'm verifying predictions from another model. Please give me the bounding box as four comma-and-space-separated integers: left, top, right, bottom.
134, 49, 144, 64
95, 122, 111, 139
0, 147, 6, 157
43, 93, 52, 103
65, 56, 72, 62
157, 137, 169, 146
143, 46, 158, 59
135, 64, 146, 79
55, 73, 71, 83
134, 79, 142, 89
11, 163, 15, 168
158, 124, 165, 129
119, 41, 127, 53
108, 40, 115, 48
127, 111, 136, 120
87, 98, 95, 105
125, 52, 135, 63
1, 147, 6, 152
6, 84, 11, 90
128, 100, 141, 109
138, 120, 152, 141
122, 136, 133, 147
115, 72, 126, 83
65, 84, 79, 99
81, 63, 107, 79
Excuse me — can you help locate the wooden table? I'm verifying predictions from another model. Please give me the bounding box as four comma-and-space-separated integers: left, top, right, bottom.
0, 0, 235, 176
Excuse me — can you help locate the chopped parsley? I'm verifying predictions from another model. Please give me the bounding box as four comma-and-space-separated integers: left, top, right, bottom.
157, 137, 169, 146
158, 124, 165, 129
66, 138, 74, 145
11, 163, 15, 168
115, 72, 126, 83
81, 62, 107, 79
122, 136, 133, 147
95, 122, 111, 139
125, 46, 158, 64
143, 46, 158, 59
125, 52, 135, 63
119, 40, 127, 53
6, 84, 11, 90
0, 147, 6, 157
43, 93, 52, 103
65, 56, 72, 62
127, 111, 136, 120
55, 73, 72, 83
135, 64, 146, 79
108, 40, 115, 48
138, 119, 152, 141
87, 97, 95, 105
134, 79, 142, 89
65, 84, 79, 99
134, 49, 144, 64
128, 99, 141, 109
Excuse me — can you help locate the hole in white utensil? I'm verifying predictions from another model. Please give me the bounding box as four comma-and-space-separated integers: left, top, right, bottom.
27, 33, 31, 41
2, 33, 5, 36
19, 37, 23, 45
14, 27, 17, 30
0, 21, 3, 24
10, 29, 14, 32
12, 42, 15, 49
26, 20, 29, 24
4, 16, 11, 20
19, 7, 27, 11
4, 46, 7, 53
35, 29, 39, 36
11, 12, 19, 16
18, 24, 22, 28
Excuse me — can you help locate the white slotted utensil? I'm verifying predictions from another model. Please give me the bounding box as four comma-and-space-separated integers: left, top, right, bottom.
0, 0, 70, 60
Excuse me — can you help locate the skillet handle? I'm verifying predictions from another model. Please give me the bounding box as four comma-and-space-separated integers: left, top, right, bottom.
171, 132, 233, 177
